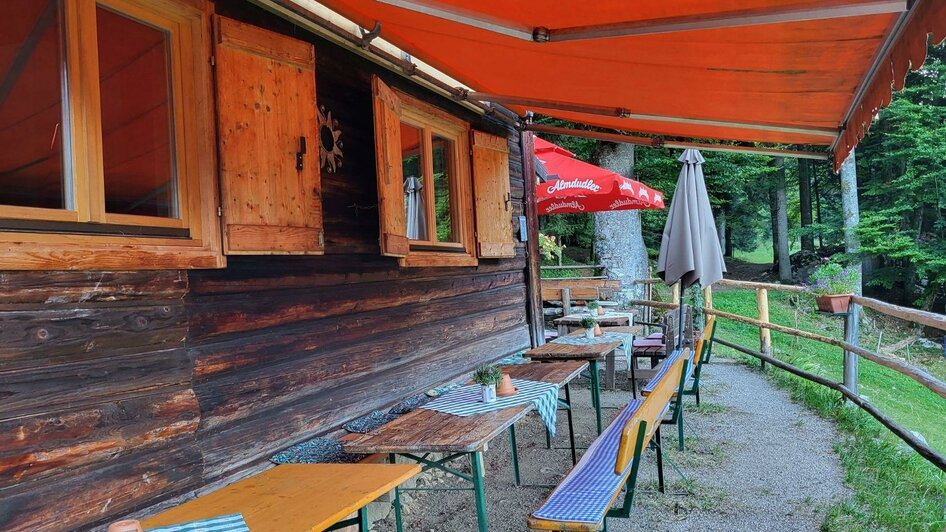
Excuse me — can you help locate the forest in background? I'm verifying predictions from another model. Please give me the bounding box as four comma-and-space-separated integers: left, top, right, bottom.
538, 43, 946, 311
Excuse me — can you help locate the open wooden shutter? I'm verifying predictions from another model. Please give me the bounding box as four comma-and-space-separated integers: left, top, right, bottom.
372, 76, 409, 257
472, 131, 516, 258
214, 17, 323, 255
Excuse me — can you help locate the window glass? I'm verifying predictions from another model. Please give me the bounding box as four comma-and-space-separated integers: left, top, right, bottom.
400, 122, 426, 241
0, 0, 68, 209
432, 135, 455, 242
97, 6, 178, 218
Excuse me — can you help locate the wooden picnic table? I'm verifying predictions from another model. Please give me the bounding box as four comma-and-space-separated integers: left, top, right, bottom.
140, 463, 420, 532
342, 360, 586, 532
553, 309, 637, 336
563, 325, 643, 392
523, 341, 623, 434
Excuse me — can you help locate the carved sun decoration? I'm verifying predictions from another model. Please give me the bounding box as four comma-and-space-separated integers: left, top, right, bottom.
318, 104, 344, 173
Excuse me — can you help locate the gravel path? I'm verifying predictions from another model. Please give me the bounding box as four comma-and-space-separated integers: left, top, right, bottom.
376, 357, 852, 531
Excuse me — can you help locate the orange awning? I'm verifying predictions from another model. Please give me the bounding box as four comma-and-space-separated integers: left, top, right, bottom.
308, 0, 945, 169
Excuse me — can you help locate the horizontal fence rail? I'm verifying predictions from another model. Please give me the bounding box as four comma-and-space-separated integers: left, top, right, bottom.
631, 277, 946, 474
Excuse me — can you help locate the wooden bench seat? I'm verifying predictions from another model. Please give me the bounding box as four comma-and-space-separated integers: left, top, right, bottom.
527, 350, 689, 531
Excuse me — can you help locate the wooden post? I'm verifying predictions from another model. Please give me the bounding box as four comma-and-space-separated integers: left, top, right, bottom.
520, 132, 545, 347
756, 288, 771, 369
644, 282, 653, 324
703, 285, 713, 328
671, 283, 681, 307
844, 303, 860, 395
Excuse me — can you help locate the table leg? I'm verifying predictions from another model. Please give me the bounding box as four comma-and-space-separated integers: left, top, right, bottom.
508, 425, 521, 486
605, 350, 616, 391
358, 507, 368, 531
589, 360, 603, 435
389, 454, 404, 532
470, 451, 489, 532
564, 383, 577, 465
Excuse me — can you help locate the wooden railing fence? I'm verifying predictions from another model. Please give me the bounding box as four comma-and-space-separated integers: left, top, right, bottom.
632, 277, 946, 474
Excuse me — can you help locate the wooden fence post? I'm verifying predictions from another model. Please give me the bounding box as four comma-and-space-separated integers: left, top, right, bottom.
844, 303, 860, 394
756, 288, 771, 369
703, 285, 713, 328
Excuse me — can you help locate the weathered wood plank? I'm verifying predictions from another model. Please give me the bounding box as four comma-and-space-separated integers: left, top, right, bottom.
0, 303, 187, 370
0, 388, 199, 488
0, 346, 192, 418
0, 271, 187, 305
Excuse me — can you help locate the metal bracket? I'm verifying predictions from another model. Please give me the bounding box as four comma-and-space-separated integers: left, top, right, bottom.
359, 22, 382, 48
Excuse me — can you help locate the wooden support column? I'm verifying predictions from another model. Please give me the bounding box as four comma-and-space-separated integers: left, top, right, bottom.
521, 131, 545, 347
703, 285, 714, 327
756, 288, 771, 369
671, 283, 681, 307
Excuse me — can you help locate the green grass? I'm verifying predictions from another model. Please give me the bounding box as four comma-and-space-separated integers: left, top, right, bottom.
709, 288, 946, 530
733, 239, 801, 265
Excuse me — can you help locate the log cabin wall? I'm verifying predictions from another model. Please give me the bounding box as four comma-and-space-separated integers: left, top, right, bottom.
0, 2, 531, 529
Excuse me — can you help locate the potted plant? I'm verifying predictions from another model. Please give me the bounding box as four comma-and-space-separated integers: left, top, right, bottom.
472, 364, 502, 403
587, 300, 603, 316
807, 259, 859, 313
580, 317, 597, 339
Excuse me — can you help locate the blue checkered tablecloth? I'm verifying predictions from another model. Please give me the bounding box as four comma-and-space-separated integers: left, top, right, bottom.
146, 514, 249, 532
421, 379, 560, 437
553, 332, 634, 369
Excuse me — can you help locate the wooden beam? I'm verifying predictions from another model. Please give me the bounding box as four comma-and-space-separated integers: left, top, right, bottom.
525, 124, 831, 161
705, 307, 946, 400
548, 1, 907, 42
714, 337, 946, 474
467, 92, 838, 138
853, 295, 946, 332
520, 131, 545, 347
0, 1, 58, 108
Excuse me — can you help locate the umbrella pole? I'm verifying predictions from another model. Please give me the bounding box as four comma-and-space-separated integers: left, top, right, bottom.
677, 281, 685, 350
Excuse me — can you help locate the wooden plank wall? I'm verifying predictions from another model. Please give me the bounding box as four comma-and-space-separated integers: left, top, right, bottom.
0, 3, 531, 529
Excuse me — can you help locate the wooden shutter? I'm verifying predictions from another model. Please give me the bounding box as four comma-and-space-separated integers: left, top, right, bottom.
371, 76, 409, 257
214, 17, 323, 255
471, 131, 515, 258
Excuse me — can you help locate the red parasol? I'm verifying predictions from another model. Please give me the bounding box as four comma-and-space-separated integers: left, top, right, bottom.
535, 137, 665, 215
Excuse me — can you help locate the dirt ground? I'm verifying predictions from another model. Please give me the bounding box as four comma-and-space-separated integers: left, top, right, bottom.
375, 358, 851, 531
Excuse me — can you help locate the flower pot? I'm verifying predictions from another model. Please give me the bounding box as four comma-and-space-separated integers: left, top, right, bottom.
593, 324, 602, 337
584, 328, 595, 339
597, 307, 605, 316
107, 521, 143, 532
480, 384, 496, 403
815, 294, 852, 313
496, 374, 517, 397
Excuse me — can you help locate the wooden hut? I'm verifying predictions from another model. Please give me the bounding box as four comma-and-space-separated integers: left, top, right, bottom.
0, 1, 542, 528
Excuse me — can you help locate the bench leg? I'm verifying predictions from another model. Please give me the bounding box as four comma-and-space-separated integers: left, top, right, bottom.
508, 425, 521, 486
390, 454, 405, 532
605, 350, 616, 391
470, 451, 489, 532
677, 409, 685, 452
565, 383, 577, 465
655, 427, 665, 494
589, 360, 603, 435
629, 357, 638, 399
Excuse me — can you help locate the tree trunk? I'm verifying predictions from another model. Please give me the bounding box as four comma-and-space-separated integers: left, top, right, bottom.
592, 143, 647, 303
840, 151, 862, 294
799, 159, 815, 252
725, 224, 734, 257
774, 157, 792, 282
716, 208, 727, 257
813, 165, 824, 249
769, 182, 779, 267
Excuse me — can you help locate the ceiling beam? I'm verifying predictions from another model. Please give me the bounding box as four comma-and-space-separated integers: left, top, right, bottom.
377, 0, 905, 42
466, 91, 838, 138
526, 123, 831, 161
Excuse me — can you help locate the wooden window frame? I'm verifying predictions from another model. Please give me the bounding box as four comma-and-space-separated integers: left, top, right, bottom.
0, 0, 223, 270
396, 90, 477, 268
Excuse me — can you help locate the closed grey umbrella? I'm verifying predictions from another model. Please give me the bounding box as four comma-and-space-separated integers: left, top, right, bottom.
657, 149, 726, 347
404, 176, 427, 240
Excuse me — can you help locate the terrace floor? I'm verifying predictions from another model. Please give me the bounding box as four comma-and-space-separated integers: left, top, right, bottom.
377, 357, 851, 531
